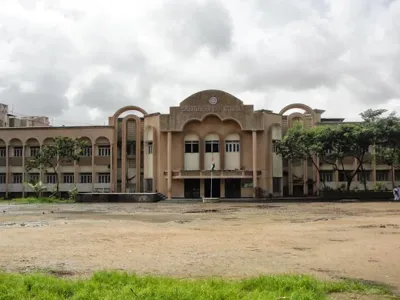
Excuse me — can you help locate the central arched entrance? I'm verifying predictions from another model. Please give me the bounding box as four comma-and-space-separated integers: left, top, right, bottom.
109, 106, 148, 193
279, 103, 317, 196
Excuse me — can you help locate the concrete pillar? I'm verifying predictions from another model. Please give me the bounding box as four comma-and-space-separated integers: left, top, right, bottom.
39, 144, 44, 186
136, 120, 141, 192
112, 117, 118, 193
303, 160, 308, 195
22, 145, 25, 197
315, 156, 320, 195
167, 131, 172, 199
220, 179, 225, 198
252, 131, 257, 198
288, 162, 293, 196
91, 142, 95, 192
5, 144, 9, 198
121, 121, 127, 193
109, 143, 113, 191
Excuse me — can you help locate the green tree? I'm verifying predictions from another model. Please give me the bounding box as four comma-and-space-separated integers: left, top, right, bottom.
275, 123, 326, 187
362, 109, 400, 188
317, 123, 375, 191
25, 137, 87, 197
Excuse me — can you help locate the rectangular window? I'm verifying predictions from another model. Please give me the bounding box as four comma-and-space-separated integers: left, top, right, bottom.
79, 173, 92, 183
205, 140, 219, 153
0, 173, 6, 184
395, 170, 400, 181
12, 173, 23, 184
0, 147, 6, 157
148, 142, 153, 154
98, 146, 110, 156
97, 173, 110, 183
225, 140, 240, 152
81, 146, 92, 156
45, 173, 57, 184
30, 147, 40, 157
339, 171, 355, 182
320, 171, 333, 182
63, 173, 74, 184
28, 173, 40, 183
358, 171, 371, 182
14, 147, 23, 157
376, 170, 389, 181
184, 141, 199, 153
241, 178, 253, 188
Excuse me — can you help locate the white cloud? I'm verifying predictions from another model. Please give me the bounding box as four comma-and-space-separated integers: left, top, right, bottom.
1, 0, 400, 125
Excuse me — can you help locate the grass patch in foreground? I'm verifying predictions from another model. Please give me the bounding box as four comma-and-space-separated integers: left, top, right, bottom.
1, 197, 74, 204
0, 271, 394, 300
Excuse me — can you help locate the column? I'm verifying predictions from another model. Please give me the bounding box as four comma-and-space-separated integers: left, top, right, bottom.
220, 179, 225, 198
121, 123, 127, 193
135, 123, 141, 192
252, 131, 257, 198
220, 135, 225, 171
109, 142, 113, 192
303, 160, 308, 195
91, 142, 95, 192
39, 145, 44, 185
5, 144, 9, 198
152, 128, 157, 192
288, 162, 293, 196
315, 156, 320, 195
268, 145, 273, 193
112, 117, 119, 193
167, 131, 172, 199
22, 145, 26, 197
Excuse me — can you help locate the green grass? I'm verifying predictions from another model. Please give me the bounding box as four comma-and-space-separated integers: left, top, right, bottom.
1, 197, 74, 204
0, 271, 395, 300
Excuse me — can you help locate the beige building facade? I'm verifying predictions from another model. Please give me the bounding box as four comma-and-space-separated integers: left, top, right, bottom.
0, 90, 399, 199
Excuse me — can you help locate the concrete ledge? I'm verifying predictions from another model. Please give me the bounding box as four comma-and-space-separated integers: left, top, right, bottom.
76, 193, 162, 203
202, 197, 221, 203
322, 191, 393, 200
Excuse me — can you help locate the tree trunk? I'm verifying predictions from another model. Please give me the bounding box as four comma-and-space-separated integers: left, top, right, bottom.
311, 159, 325, 189
346, 177, 352, 191
52, 166, 60, 199
359, 164, 367, 191
55, 173, 60, 198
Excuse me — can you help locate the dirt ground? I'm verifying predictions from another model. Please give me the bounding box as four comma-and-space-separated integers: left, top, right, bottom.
1, 201, 400, 293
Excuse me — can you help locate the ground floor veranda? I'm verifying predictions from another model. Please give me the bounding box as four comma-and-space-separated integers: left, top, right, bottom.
168, 178, 255, 199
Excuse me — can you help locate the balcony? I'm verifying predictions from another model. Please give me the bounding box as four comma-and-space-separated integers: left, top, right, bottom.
163, 170, 261, 179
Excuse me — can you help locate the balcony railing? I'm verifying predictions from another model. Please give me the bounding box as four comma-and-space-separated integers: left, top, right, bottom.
163, 170, 261, 178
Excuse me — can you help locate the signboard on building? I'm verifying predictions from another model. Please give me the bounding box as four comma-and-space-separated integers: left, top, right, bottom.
180, 105, 242, 112
181, 96, 242, 112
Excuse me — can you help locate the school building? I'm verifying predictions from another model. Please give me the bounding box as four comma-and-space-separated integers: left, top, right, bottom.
0, 90, 398, 199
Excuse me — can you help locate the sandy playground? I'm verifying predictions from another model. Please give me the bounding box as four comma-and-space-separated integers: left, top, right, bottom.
0, 201, 400, 293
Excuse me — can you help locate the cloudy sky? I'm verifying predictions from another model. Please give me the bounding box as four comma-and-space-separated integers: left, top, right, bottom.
1, 0, 400, 126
